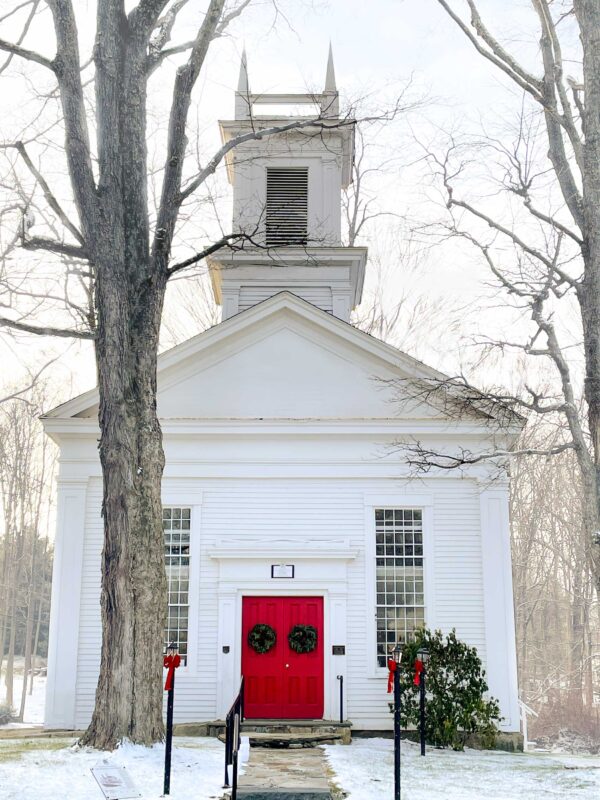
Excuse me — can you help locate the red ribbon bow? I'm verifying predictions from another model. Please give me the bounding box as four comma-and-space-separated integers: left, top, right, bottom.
413, 658, 424, 686
387, 658, 397, 693
163, 653, 181, 691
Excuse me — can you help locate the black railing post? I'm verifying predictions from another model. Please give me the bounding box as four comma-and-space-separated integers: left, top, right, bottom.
393, 666, 401, 800
163, 670, 175, 795
337, 675, 344, 723
224, 710, 231, 788
223, 679, 244, 795
419, 668, 426, 757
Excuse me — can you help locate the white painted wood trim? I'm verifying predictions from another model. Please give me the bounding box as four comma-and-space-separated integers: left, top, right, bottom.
480, 488, 520, 731
209, 543, 357, 560
44, 479, 88, 729
161, 489, 203, 678
363, 493, 435, 680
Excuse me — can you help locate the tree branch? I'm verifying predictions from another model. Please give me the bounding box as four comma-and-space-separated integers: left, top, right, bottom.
46, 0, 97, 241
434, 0, 544, 102
167, 232, 247, 276
0, 37, 54, 72
404, 441, 575, 471
0, 315, 94, 339
21, 235, 88, 259
12, 141, 85, 244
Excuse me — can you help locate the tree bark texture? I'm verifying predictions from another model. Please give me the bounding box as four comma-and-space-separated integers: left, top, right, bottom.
44, 0, 225, 749
574, 0, 600, 593
77, 4, 168, 749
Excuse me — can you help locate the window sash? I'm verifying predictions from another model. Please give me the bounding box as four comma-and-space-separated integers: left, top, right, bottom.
375, 508, 425, 668
163, 506, 191, 665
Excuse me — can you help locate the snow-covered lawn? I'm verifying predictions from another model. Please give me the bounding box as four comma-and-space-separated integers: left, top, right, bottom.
0, 736, 227, 800
323, 738, 600, 800
1, 675, 46, 727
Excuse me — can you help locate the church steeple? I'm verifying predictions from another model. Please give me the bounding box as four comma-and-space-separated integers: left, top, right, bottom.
324, 43, 336, 92
322, 44, 339, 118
208, 49, 367, 322
235, 48, 251, 119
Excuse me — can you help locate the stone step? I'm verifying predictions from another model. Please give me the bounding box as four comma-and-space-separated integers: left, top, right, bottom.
236, 744, 332, 800
236, 790, 331, 799
248, 731, 345, 748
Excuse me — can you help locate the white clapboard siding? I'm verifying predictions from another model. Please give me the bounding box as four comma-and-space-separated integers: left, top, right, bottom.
238, 286, 333, 314
73, 477, 485, 729
75, 479, 102, 726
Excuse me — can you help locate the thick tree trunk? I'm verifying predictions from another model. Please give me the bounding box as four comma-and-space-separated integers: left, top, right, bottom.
80, 273, 167, 749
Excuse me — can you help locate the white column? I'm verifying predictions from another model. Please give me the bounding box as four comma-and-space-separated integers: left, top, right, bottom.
479, 486, 520, 731
44, 478, 87, 729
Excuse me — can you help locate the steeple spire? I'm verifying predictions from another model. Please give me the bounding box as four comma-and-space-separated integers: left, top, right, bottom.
235, 48, 251, 118
238, 47, 250, 93
324, 43, 336, 93
321, 43, 339, 117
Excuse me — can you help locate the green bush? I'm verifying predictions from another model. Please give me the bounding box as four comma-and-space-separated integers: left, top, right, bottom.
395, 628, 501, 750
0, 701, 15, 726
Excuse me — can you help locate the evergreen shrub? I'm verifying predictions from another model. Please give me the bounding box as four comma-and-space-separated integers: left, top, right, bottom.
396, 628, 501, 750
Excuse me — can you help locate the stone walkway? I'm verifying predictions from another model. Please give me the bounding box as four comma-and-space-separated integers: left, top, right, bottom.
237, 746, 332, 800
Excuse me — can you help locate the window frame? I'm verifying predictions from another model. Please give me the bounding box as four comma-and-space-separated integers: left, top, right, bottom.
161, 489, 202, 677
163, 506, 193, 667
364, 494, 435, 679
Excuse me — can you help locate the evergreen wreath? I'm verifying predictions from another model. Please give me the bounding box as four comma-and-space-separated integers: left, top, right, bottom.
248, 623, 277, 654
288, 624, 318, 654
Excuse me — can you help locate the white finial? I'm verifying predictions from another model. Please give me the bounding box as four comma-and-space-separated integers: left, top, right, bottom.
324, 42, 337, 93
238, 47, 250, 94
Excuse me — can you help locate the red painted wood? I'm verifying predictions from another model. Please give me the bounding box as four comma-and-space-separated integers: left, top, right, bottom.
242, 596, 324, 719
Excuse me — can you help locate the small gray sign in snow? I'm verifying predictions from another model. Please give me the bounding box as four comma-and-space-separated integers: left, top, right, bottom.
91, 765, 142, 800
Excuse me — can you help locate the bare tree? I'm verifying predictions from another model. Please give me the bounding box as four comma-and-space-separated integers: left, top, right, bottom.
0, 384, 54, 721
511, 415, 599, 737
405, 1, 600, 596
0, 1, 382, 748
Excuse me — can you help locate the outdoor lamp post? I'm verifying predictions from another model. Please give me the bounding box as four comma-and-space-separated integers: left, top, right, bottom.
416, 646, 430, 757
163, 643, 181, 796
392, 641, 404, 800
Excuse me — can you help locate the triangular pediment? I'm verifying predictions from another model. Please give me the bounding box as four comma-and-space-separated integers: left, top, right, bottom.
43, 293, 513, 427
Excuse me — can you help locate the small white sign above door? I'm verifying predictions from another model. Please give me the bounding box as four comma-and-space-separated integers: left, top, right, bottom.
271, 564, 295, 578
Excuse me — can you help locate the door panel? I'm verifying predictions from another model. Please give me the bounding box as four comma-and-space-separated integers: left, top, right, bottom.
242, 596, 324, 719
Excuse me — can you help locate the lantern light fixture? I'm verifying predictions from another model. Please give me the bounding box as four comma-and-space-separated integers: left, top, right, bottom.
392, 641, 404, 665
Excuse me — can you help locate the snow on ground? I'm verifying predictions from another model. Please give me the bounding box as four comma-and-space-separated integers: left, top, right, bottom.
0, 675, 46, 727
323, 737, 600, 800
0, 736, 228, 800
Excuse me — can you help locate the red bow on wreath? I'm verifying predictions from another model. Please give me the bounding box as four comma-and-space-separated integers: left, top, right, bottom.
163, 653, 181, 691
413, 658, 424, 686
387, 658, 396, 693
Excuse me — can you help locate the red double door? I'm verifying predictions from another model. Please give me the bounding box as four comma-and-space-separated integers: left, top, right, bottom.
242, 596, 324, 719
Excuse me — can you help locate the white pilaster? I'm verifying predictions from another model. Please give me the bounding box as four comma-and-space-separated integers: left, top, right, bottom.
479, 487, 520, 731
328, 592, 347, 721
44, 478, 88, 729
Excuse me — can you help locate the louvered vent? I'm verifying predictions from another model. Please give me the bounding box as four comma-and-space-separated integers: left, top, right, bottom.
266, 167, 308, 246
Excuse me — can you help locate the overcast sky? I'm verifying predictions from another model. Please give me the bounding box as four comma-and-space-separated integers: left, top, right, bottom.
0, 0, 576, 402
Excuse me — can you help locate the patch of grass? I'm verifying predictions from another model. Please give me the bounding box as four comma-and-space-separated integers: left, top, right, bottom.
0, 737, 77, 763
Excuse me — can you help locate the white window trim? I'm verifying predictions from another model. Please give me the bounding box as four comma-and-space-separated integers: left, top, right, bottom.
161, 490, 202, 678
363, 494, 435, 679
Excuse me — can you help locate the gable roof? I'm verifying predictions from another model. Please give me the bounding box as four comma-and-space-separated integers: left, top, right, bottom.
43, 291, 521, 428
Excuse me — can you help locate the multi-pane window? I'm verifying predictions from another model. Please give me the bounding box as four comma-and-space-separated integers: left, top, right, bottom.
375, 509, 425, 668
163, 507, 191, 665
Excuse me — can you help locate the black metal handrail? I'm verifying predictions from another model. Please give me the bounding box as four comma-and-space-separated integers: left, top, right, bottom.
223, 677, 244, 798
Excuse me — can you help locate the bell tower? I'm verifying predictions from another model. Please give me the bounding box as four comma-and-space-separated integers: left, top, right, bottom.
208, 48, 367, 322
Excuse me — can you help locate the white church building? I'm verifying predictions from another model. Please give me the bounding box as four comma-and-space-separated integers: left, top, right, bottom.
42, 53, 521, 734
